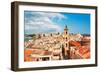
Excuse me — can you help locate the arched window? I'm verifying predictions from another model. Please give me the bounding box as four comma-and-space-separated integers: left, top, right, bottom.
66, 37, 67, 41
66, 43, 68, 47
66, 31, 68, 34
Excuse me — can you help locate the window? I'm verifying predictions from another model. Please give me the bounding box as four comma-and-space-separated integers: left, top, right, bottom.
66, 32, 68, 34
66, 37, 67, 41
66, 43, 68, 47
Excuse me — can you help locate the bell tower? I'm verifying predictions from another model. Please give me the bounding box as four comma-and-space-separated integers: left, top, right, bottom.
63, 25, 70, 59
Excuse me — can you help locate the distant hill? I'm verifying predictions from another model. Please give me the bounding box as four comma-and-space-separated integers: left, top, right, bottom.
82, 34, 90, 37
70, 33, 90, 36
25, 34, 36, 37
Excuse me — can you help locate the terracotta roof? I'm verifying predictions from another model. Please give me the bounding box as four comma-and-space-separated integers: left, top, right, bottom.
24, 48, 52, 56
70, 41, 81, 47
77, 46, 90, 59
24, 56, 38, 61
24, 48, 52, 61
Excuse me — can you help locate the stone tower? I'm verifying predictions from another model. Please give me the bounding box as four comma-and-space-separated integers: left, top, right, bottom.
63, 25, 70, 59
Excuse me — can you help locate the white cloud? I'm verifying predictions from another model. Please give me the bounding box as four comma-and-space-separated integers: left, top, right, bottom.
24, 11, 67, 34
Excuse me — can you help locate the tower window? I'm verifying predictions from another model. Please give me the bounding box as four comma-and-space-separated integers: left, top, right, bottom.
66, 44, 67, 47
66, 32, 68, 34
66, 37, 67, 41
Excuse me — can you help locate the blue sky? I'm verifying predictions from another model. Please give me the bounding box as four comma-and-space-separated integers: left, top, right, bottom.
24, 11, 90, 34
